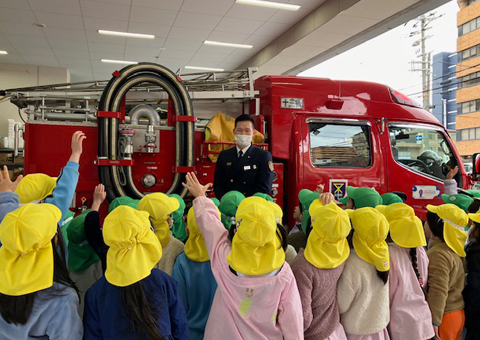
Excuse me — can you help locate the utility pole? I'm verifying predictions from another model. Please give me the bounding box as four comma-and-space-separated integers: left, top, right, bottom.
410, 13, 443, 110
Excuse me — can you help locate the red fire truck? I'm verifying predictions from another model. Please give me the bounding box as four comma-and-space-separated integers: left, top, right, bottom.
4, 63, 474, 224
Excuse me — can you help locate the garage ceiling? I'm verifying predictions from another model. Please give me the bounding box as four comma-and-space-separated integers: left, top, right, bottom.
0, 0, 325, 81
0, 0, 450, 82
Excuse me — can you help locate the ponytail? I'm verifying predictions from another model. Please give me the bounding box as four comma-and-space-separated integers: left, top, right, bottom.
376, 270, 389, 285
276, 224, 288, 251
120, 281, 164, 340
409, 248, 426, 295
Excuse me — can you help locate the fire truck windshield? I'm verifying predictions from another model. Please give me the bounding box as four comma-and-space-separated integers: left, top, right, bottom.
389, 125, 458, 180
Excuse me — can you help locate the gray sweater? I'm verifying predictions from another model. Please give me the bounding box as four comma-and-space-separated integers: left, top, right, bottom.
0, 283, 83, 339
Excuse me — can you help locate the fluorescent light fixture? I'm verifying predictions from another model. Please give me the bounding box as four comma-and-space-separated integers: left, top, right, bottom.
204, 40, 253, 49
0, 51, 8, 55
101, 59, 138, 65
98, 30, 155, 39
235, 0, 300, 10
185, 66, 225, 72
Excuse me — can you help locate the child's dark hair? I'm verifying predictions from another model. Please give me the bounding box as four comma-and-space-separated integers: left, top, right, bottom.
409, 248, 424, 291
305, 217, 313, 238
468, 199, 480, 214
426, 211, 445, 241
0, 236, 79, 325
120, 281, 165, 340
276, 224, 288, 251
298, 203, 303, 215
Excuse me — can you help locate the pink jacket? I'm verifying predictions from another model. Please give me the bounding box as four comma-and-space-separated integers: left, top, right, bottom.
388, 244, 434, 340
193, 196, 304, 340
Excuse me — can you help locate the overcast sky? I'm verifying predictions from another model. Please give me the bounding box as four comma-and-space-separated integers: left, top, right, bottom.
299, 0, 459, 103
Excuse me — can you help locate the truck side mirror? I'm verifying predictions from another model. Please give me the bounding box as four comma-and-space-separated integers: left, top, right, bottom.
473, 152, 480, 181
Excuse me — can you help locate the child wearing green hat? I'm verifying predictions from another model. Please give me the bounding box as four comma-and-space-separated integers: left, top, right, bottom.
169, 194, 188, 243
66, 209, 102, 317
340, 186, 382, 210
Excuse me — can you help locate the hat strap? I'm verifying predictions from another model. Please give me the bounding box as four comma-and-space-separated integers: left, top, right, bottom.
442, 218, 466, 231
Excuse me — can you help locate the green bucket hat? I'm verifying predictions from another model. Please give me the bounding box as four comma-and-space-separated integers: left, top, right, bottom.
211, 198, 221, 207
66, 209, 100, 272
219, 191, 245, 230
169, 194, 188, 242
381, 193, 403, 206
298, 189, 320, 234
253, 193, 273, 202
463, 189, 480, 199
347, 186, 382, 209
442, 194, 474, 213
108, 196, 140, 213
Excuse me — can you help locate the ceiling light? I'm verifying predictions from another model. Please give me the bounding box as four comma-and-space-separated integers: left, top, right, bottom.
204, 40, 253, 49
101, 59, 138, 65
184, 66, 225, 72
33, 23, 46, 28
235, 0, 300, 10
98, 30, 155, 39
0, 51, 8, 55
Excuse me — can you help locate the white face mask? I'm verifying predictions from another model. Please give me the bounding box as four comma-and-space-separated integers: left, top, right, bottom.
235, 134, 253, 148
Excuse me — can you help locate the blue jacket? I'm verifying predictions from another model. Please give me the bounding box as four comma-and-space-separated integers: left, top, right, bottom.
0, 283, 83, 340
83, 269, 190, 340
172, 253, 217, 340
213, 145, 273, 199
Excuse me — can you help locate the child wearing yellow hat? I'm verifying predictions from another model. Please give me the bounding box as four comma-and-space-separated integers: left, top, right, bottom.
380, 203, 434, 340
137, 192, 185, 275
183, 172, 303, 340
0, 204, 82, 339
291, 201, 350, 340
83, 205, 189, 339
172, 203, 218, 340
464, 211, 480, 340
425, 204, 468, 340
337, 208, 390, 340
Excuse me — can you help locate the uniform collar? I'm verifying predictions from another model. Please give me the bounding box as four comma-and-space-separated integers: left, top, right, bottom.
236, 144, 251, 155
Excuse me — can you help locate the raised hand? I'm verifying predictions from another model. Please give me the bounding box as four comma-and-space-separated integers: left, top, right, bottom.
70, 131, 87, 163
0, 165, 22, 193
91, 184, 106, 212
182, 172, 212, 198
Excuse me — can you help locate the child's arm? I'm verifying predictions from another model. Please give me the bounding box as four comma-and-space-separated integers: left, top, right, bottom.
46, 292, 83, 340
0, 165, 22, 222
84, 184, 107, 272
183, 173, 230, 264
277, 272, 304, 340
45, 131, 86, 225
426, 251, 450, 327
443, 166, 458, 195
291, 262, 313, 331
336, 268, 356, 315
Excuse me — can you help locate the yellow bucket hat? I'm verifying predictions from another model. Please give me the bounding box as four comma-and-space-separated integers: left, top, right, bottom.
469, 212, 480, 224
184, 206, 220, 262
137, 193, 180, 247
268, 201, 283, 224
427, 204, 468, 257
14, 174, 57, 203
103, 206, 162, 287
0, 203, 61, 296
384, 203, 427, 248
350, 207, 390, 271
228, 197, 285, 276
305, 201, 351, 269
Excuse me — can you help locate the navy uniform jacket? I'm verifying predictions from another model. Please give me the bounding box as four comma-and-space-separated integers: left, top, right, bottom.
214, 145, 274, 199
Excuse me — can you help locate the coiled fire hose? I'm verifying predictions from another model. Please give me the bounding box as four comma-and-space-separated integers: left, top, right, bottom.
98, 62, 194, 202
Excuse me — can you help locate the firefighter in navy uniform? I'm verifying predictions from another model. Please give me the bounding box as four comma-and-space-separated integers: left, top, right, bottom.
214, 114, 274, 200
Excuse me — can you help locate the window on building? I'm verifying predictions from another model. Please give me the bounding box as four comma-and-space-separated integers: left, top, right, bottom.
459, 99, 480, 114
458, 128, 480, 141
458, 44, 480, 62
461, 129, 469, 141
309, 123, 371, 167
389, 126, 458, 180
459, 71, 480, 88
